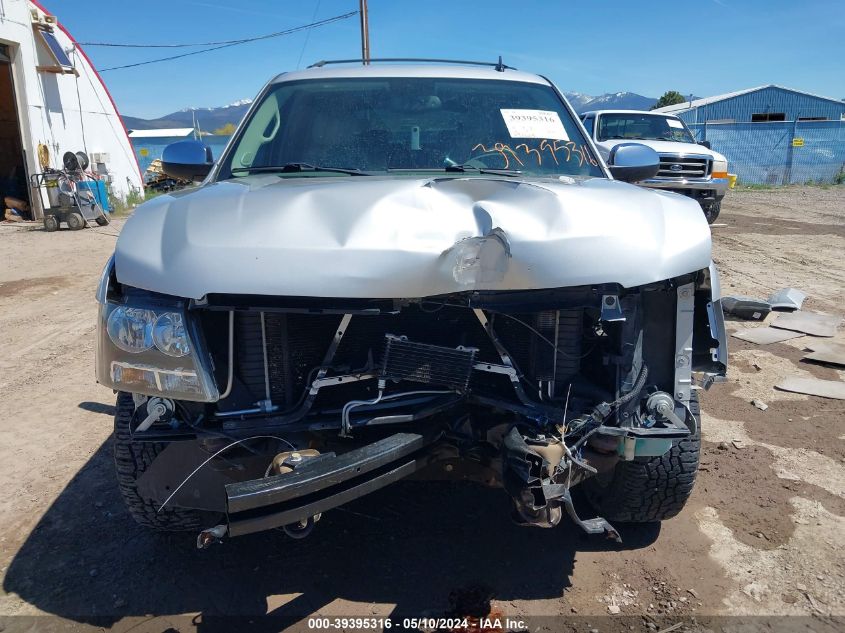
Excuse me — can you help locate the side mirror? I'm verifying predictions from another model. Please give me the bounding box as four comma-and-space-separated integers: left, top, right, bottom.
607, 143, 660, 183
699, 140, 712, 149
161, 140, 214, 181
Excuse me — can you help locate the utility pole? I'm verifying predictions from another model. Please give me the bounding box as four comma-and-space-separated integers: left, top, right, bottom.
359, 0, 370, 64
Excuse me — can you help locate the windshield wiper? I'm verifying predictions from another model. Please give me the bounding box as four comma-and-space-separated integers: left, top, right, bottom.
231, 162, 370, 176
443, 164, 522, 177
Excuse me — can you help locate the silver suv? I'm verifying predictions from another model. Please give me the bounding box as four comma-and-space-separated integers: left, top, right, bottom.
96, 60, 727, 546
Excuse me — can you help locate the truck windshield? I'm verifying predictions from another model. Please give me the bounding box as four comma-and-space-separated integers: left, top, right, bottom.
597, 113, 695, 143
218, 77, 603, 179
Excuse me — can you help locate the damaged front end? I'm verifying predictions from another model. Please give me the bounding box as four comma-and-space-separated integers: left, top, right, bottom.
97, 260, 726, 544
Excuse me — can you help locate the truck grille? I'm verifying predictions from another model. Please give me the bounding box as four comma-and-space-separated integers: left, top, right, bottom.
657, 155, 710, 178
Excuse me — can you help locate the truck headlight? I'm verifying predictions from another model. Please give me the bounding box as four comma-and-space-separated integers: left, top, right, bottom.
712, 159, 728, 179
152, 312, 191, 357
96, 298, 218, 402
107, 307, 155, 353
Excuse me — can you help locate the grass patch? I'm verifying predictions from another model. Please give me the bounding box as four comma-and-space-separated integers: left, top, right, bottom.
735, 183, 777, 191
107, 187, 158, 217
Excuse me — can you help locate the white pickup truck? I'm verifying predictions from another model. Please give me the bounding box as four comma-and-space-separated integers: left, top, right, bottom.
580, 109, 729, 223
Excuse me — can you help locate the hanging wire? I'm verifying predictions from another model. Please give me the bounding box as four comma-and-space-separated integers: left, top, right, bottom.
295, 0, 323, 70
90, 11, 357, 72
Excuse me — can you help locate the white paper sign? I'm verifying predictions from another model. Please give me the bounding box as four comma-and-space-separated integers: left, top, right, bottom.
666, 118, 685, 129
500, 109, 569, 140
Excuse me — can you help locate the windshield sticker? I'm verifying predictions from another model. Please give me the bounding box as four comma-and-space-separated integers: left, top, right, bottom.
471, 140, 598, 170
666, 118, 685, 129
500, 109, 569, 140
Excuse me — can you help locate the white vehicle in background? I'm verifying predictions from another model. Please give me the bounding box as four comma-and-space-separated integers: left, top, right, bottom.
580, 110, 729, 223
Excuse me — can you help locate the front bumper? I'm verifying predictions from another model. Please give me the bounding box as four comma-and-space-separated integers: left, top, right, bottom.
225, 432, 436, 537
640, 176, 729, 200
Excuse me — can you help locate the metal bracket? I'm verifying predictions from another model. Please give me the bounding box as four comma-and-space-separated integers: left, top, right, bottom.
311, 371, 377, 391
600, 294, 625, 322
473, 361, 517, 377
560, 488, 621, 543
674, 283, 695, 403
472, 309, 538, 409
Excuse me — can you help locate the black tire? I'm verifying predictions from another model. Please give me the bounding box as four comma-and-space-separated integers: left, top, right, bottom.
43, 215, 59, 232
113, 392, 208, 531
95, 215, 110, 226
583, 392, 701, 523
67, 212, 85, 230
702, 200, 721, 224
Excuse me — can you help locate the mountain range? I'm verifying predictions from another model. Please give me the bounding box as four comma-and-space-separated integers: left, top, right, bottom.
122, 100, 255, 132
121, 92, 659, 132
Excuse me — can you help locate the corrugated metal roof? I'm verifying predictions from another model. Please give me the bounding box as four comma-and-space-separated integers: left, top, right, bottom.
128, 128, 195, 138
653, 84, 845, 114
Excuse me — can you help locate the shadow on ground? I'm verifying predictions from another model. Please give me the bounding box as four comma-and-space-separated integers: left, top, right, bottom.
77, 402, 116, 416
3, 437, 659, 625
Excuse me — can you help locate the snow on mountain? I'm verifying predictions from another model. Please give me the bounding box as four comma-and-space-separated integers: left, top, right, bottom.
573, 92, 657, 113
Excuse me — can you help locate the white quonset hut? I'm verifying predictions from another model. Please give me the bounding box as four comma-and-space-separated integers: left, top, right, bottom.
0, 0, 142, 218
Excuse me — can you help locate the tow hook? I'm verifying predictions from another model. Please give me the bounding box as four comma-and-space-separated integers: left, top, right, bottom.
197, 524, 227, 549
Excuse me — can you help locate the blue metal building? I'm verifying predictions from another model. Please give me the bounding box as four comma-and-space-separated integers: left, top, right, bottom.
653, 85, 845, 124
653, 86, 845, 184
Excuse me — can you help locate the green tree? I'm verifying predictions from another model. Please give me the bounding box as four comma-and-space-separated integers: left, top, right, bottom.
651, 91, 687, 110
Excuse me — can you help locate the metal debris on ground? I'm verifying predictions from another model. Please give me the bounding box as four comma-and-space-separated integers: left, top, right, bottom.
751, 399, 768, 411
803, 341, 845, 367
732, 326, 805, 345
771, 311, 843, 338
775, 377, 845, 400
721, 296, 771, 321
767, 287, 807, 312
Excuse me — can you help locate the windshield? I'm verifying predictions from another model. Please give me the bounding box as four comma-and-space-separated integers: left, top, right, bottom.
218, 77, 603, 179
596, 113, 695, 143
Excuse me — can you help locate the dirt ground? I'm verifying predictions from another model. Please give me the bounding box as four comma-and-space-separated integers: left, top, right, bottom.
0, 187, 843, 632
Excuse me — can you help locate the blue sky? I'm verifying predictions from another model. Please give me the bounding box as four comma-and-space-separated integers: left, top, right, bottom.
44, 0, 845, 119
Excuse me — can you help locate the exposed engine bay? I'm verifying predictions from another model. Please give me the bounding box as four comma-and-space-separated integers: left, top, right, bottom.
105, 268, 726, 546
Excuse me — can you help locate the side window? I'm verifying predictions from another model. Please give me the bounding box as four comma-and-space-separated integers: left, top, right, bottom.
230, 94, 282, 174
582, 116, 594, 137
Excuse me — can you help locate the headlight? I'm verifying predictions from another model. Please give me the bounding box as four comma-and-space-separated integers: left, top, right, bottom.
96, 299, 218, 402
712, 159, 728, 178
107, 307, 155, 353
152, 312, 191, 357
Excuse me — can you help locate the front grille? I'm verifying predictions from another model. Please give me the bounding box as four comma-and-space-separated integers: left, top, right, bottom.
381, 335, 477, 392
657, 154, 710, 178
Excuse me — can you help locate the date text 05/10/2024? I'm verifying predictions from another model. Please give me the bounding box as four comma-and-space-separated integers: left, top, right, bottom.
307, 617, 528, 630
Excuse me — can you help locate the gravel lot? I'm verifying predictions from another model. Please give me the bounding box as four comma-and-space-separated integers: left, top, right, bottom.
0, 186, 843, 632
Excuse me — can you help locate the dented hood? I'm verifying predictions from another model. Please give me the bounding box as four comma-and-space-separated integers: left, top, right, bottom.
114, 175, 711, 299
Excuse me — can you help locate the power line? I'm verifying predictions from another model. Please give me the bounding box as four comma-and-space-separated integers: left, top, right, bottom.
295, 0, 322, 70
95, 11, 357, 72
80, 10, 356, 48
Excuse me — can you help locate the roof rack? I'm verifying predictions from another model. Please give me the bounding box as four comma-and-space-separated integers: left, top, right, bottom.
308, 56, 516, 72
